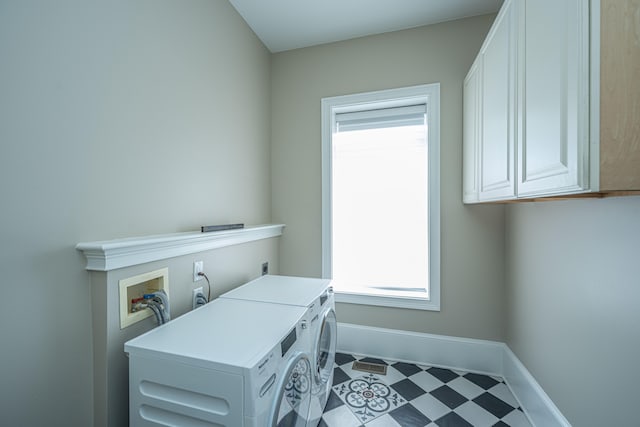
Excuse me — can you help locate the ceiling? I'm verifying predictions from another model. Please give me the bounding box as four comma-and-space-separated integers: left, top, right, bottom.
228, 0, 503, 53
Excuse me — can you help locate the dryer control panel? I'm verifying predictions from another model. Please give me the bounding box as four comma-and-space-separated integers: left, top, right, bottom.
280, 327, 297, 357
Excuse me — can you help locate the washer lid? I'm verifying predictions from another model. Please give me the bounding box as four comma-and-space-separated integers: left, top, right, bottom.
125, 299, 306, 370
221, 275, 331, 307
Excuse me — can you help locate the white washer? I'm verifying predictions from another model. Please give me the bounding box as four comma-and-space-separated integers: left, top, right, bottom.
220, 275, 337, 427
125, 298, 312, 427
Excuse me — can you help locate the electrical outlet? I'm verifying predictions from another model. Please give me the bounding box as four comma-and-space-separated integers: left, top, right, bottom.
193, 261, 204, 282
262, 262, 269, 275
192, 286, 204, 309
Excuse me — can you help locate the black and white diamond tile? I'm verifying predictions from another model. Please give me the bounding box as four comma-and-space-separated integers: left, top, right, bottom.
321, 353, 532, 427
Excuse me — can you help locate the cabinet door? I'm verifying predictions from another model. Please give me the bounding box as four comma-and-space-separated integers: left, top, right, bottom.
463, 57, 481, 204
478, 0, 516, 201
518, 0, 590, 197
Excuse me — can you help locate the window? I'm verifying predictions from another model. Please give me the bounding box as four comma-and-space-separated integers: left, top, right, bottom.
321, 84, 440, 311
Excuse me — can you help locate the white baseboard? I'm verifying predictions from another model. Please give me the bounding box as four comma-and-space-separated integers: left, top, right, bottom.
502, 346, 572, 427
337, 322, 504, 375
337, 322, 571, 427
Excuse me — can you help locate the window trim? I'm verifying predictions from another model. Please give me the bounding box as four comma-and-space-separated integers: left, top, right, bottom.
321, 84, 441, 311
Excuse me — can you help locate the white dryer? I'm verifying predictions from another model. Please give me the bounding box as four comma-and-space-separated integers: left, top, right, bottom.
220, 275, 337, 427
125, 298, 312, 427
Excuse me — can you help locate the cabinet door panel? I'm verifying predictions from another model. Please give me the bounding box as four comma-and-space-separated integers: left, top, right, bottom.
463, 58, 481, 203
479, 0, 516, 201
518, 0, 590, 197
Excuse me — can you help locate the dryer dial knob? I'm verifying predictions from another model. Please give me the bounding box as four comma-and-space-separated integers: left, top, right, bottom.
301, 320, 308, 329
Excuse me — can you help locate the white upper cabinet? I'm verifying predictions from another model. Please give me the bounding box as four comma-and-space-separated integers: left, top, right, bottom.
463, 0, 516, 203
463, 0, 640, 203
479, 0, 516, 201
463, 57, 481, 203
517, 0, 590, 197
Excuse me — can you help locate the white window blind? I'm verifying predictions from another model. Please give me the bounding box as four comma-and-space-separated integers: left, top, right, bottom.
335, 104, 426, 132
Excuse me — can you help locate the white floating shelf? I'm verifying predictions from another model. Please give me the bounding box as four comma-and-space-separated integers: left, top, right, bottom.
76, 224, 285, 271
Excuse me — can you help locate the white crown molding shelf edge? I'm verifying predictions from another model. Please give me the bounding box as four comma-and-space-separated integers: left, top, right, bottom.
76, 224, 285, 271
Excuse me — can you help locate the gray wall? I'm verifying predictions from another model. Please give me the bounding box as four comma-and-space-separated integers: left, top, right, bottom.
0, 1, 272, 425
506, 196, 640, 427
271, 15, 507, 341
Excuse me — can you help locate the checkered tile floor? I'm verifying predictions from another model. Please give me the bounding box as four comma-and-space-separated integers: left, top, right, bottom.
319, 353, 532, 427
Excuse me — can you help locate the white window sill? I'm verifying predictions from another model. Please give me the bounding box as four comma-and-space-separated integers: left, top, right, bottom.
334, 289, 440, 311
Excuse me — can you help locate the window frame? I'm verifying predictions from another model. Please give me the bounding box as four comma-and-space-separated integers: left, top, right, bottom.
321, 83, 441, 311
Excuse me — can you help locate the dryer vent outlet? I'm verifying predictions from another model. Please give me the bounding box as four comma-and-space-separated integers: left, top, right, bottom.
352, 361, 387, 375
